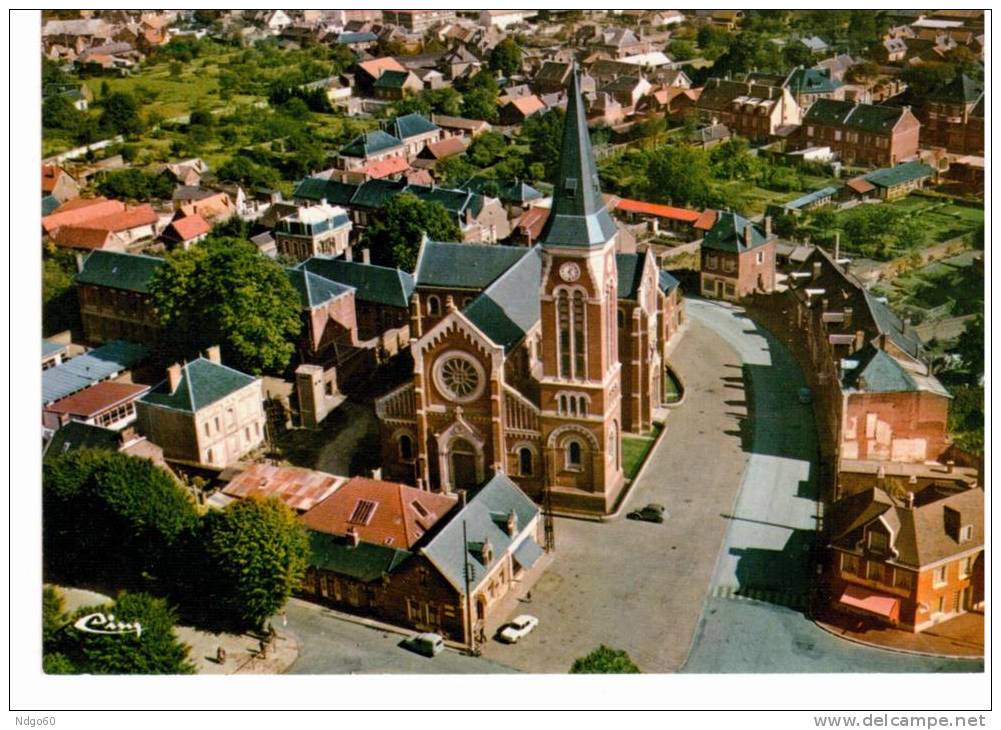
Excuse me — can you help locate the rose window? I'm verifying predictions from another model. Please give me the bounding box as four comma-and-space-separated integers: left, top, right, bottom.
435, 353, 485, 403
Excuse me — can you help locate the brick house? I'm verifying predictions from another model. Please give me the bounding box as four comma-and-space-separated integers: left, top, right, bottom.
749, 66, 845, 109
42, 164, 79, 204
801, 99, 920, 167
697, 78, 802, 141
919, 74, 984, 155
135, 348, 266, 469
827, 485, 984, 632
373, 69, 424, 101
74, 250, 163, 346
297, 472, 542, 645
699, 212, 777, 301
353, 56, 409, 96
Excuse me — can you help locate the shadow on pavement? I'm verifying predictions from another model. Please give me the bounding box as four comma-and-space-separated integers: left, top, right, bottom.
728, 529, 817, 612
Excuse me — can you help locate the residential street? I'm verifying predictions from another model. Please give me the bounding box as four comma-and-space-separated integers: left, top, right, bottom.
680, 299, 982, 674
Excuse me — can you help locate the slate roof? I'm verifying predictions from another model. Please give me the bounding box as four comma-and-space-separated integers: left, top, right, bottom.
42, 195, 61, 216
336, 31, 378, 44
786, 66, 842, 95
421, 472, 540, 592
863, 161, 934, 189
293, 178, 359, 206
535, 60, 572, 83
308, 531, 412, 583
539, 68, 617, 248
782, 186, 840, 211
804, 99, 909, 132
616, 253, 647, 300
829, 487, 983, 568
74, 250, 164, 294
284, 267, 354, 309
44, 421, 120, 457
927, 74, 983, 105
863, 290, 924, 360
294, 177, 486, 222
43, 340, 149, 405
43, 339, 67, 358
702, 211, 770, 253
373, 69, 414, 90
464, 246, 543, 351
387, 112, 439, 140
416, 240, 529, 290
463, 177, 542, 205
298, 257, 415, 308
139, 357, 258, 414
658, 269, 680, 294
340, 129, 404, 158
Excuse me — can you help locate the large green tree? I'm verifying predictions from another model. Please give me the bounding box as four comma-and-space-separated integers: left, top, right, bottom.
55, 592, 195, 674
100, 91, 145, 136
488, 37, 523, 78
42, 247, 80, 336
43, 449, 200, 584
644, 145, 714, 208
150, 236, 302, 374
519, 108, 565, 182
95, 168, 174, 201
199, 498, 309, 629
361, 193, 461, 270
570, 645, 641, 674
955, 314, 984, 385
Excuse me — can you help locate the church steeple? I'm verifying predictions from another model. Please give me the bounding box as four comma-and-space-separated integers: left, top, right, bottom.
538, 65, 617, 248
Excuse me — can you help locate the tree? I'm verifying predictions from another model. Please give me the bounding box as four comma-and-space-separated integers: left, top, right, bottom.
42, 247, 80, 336
901, 63, 956, 98
199, 498, 309, 629
150, 236, 302, 374
709, 137, 764, 181
570, 645, 641, 673
361, 193, 461, 270
711, 32, 784, 77
42, 94, 84, 133
60, 593, 195, 674
43, 449, 200, 584
217, 154, 281, 189
644, 145, 714, 208
100, 91, 145, 136
846, 61, 881, 85
519, 108, 565, 182
460, 70, 500, 122
668, 39, 698, 61
466, 130, 507, 168
435, 155, 476, 186
95, 168, 174, 201
955, 314, 984, 385
43, 586, 68, 650
489, 37, 523, 78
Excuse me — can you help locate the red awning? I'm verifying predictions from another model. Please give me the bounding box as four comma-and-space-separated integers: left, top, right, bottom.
839, 584, 900, 620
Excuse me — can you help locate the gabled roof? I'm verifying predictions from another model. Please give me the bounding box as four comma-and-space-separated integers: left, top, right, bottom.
534, 60, 572, 83
804, 99, 910, 132
421, 472, 540, 592
781, 186, 840, 211
464, 246, 543, 351
140, 357, 258, 413
45, 380, 149, 418
284, 267, 354, 309
416, 240, 530, 290
340, 129, 404, 158
616, 252, 647, 300
373, 69, 416, 90
463, 177, 542, 205
44, 421, 121, 457
658, 269, 680, 294
42, 197, 125, 234
863, 161, 935, 189
51, 225, 114, 251
927, 74, 983, 104
539, 68, 617, 248
862, 290, 924, 360
356, 56, 407, 80
503, 94, 546, 118
293, 178, 359, 206
43, 340, 149, 405
418, 136, 467, 160
785, 66, 842, 95
74, 250, 164, 294
298, 257, 415, 308
223, 463, 344, 513
615, 198, 701, 222
702, 210, 771, 253
387, 112, 439, 140
308, 531, 412, 582
301, 476, 458, 549
163, 213, 211, 241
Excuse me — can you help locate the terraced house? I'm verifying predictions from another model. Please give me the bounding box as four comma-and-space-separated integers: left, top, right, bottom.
697, 77, 802, 141
919, 74, 984, 155
801, 99, 921, 167
74, 250, 163, 346
699, 212, 777, 302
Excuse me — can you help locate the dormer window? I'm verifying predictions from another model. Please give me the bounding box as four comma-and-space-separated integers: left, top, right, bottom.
867, 529, 888, 552
564, 177, 578, 194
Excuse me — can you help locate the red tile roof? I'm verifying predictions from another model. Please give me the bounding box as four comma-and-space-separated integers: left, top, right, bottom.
357, 56, 407, 79
846, 177, 876, 194
45, 381, 149, 418
514, 206, 549, 241
693, 208, 719, 231
421, 136, 467, 160
84, 204, 159, 232
51, 225, 115, 250
223, 463, 346, 513
166, 213, 211, 241
507, 95, 546, 117
42, 197, 125, 234
42, 164, 68, 193
616, 198, 702, 222
300, 476, 458, 549
359, 155, 411, 179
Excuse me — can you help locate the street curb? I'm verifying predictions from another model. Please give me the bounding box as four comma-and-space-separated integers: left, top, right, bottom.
600, 421, 670, 522
812, 620, 984, 662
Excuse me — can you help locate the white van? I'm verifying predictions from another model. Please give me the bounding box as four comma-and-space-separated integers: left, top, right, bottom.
409, 632, 445, 657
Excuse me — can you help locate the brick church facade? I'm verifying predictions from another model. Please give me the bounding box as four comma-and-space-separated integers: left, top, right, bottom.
376, 71, 684, 516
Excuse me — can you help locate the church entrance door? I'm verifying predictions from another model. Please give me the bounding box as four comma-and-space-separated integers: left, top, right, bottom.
450, 438, 479, 491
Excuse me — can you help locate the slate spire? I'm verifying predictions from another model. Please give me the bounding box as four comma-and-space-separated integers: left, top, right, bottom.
538, 65, 617, 248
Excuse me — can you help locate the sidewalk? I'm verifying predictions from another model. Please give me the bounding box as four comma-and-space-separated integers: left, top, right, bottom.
815, 608, 984, 659
51, 585, 300, 674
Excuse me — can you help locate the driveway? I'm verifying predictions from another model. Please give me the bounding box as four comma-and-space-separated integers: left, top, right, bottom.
480, 304, 750, 672
284, 600, 512, 674
680, 299, 982, 674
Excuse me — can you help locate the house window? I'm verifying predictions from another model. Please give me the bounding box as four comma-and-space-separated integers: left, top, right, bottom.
959, 556, 973, 579
756, 251, 764, 265
702, 278, 715, 294
204, 422, 211, 437
933, 565, 947, 587
936, 595, 946, 614
426, 295, 441, 316
723, 258, 735, 273
893, 569, 914, 590
959, 525, 973, 543
518, 447, 533, 476
867, 530, 889, 552
566, 440, 582, 468
724, 283, 736, 298
399, 434, 414, 462
840, 553, 861, 575
245, 427, 251, 442
325, 381, 334, 396
866, 561, 886, 584
807, 126, 814, 137
215, 416, 221, 432
348, 499, 378, 525
707, 255, 718, 270
205, 448, 213, 464
617, 309, 625, 329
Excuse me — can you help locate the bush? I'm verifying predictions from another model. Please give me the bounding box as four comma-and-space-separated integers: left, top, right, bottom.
570, 645, 641, 673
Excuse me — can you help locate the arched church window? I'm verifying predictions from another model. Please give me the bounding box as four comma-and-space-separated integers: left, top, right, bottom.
558, 291, 571, 378
566, 440, 582, 468
433, 351, 485, 403
399, 434, 414, 462
518, 447, 533, 476
572, 291, 586, 377
427, 295, 441, 316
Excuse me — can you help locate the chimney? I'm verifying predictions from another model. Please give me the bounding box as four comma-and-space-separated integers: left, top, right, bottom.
844, 306, 853, 329
361, 247, 370, 264
458, 489, 467, 507
344, 246, 353, 262
320, 197, 328, 207
854, 329, 865, 352
905, 491, 915, 509
75, 253, 86, 273
506, 509, 519, 537
946, 460, 955, 474
205, 345, 221, 364
812, 261, 822, 280
346, 528, 360, 547
445, 295, 456, 313
764, 215, 772, 238
167, 363, 182, 392
744, 224, 753, 247
834, 231, 840, 262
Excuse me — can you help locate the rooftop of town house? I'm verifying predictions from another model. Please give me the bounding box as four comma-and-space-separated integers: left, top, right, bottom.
222, 463, 346, 513
296, 256, 415, 309
43, 340, 149, 405
415, 239, 531, 290
73, 250, 164, 294
139, 357, 258, 414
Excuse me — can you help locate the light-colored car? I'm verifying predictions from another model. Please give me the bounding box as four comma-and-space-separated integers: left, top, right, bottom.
407, 632, 445, 657
497, 615, 539, 644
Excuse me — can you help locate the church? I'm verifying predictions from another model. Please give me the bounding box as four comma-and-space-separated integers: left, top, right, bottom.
376, 70, 685, 515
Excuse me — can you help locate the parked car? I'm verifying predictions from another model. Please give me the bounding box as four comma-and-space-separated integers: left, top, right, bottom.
497, 615, 539, 644
405, 632, 445, 657
626, 503, 666, 523
798, 386, 812, 404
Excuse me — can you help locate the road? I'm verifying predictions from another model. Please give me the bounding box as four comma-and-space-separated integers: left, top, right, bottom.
681, 299, 982, 674
284, 599, 513, 674
480, 303, 750, 672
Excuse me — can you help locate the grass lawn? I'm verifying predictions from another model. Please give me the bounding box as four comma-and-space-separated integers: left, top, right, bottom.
874, 251, 984, 320
621, 423, 663, 480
